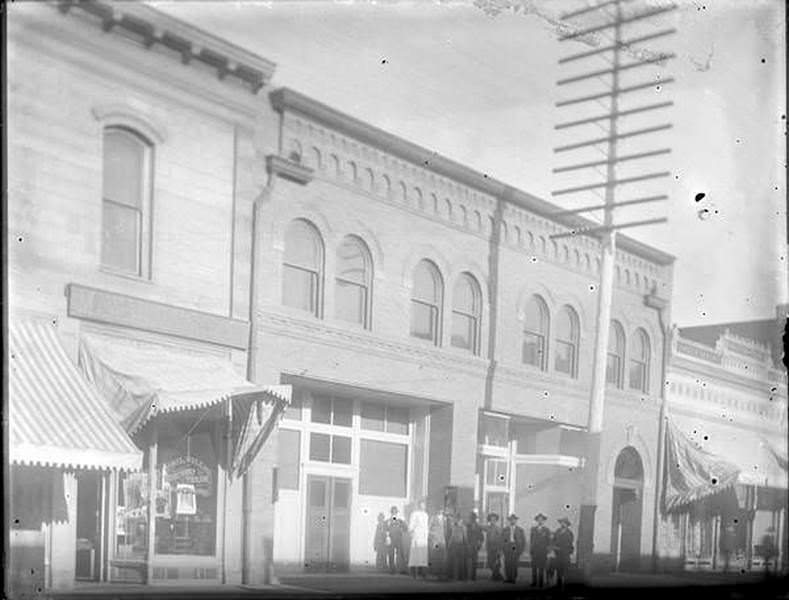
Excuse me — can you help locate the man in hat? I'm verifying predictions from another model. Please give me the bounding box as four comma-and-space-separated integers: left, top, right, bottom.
502, 514, 526, 583
529, 513, 551, 587
552, 517, 574, 590
485, 513, 504, 581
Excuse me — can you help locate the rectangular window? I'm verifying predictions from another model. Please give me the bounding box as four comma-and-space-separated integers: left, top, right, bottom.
361, 403, 386, 432
335, 280, 366, 326
101, 202, 141, 274
522, 333, 544, 368
554, 340, 575, 375
485, 459, 508, 487
309, 433, 331, 462
386, 407, 409, 435
331, 436, 352, 464
410, 301, 437, 342
332, 397, 353, 427
359, 439, 407, 497
282, 266, 317, 313
278, 429, 300, 490
451, 312, 475, 351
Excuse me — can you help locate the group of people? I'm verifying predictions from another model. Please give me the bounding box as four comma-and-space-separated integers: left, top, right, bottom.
374, 502, 574, 588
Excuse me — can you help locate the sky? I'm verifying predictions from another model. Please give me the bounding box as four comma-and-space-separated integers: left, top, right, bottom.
153, 0, 787, 327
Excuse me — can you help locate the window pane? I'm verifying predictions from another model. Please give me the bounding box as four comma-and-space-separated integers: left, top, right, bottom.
309, 433, 331, 462
556, 308, 576, 341
284, 220, 321, 269
310, 396, 331, 424
332, 398, 353, 428
333, 480, 350, 509
101, 201, 140, 273
522, 333, 544, 367
410, 301, 436, 341
413, 261, 439, 303
629, 361, 646, 391
555, 340, 575, 375
335, 280, 365, 325
282, 265, 316, 312
103, 130, 144, 209
336, 239, 367, 284
451, 312, 474, 351
480, 415, 508, 447
485, 459, 508, 487
278, 429, 300, 490
609, 322, 624, 353
386, 407, 409, 435
453, 275, 476, 313
606, 354, 621, 386
359, 440, 407, 497
331, 436, 352, 464
309, 479, 326, 507
524, 297, 546, 333
360, 403, 385, 432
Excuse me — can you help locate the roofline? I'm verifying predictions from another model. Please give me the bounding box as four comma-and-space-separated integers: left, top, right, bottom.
270, 87, 676, 267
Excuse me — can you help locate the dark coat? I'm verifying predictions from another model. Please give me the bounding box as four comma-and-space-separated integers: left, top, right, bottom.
529, 525, 551, 558
553, 527, 574, 566
467, 521, 484, 551
388, 516, 407, 545
502, 525, 526, 556
485, 523, 503, 552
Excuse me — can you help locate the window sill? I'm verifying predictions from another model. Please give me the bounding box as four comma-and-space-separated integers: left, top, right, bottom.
99, 265, 153, 285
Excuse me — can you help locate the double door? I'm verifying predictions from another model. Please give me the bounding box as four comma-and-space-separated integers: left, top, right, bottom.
304, 475, 351, 572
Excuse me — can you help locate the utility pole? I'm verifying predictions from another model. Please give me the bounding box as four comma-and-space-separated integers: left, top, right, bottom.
550, 0, 676, 578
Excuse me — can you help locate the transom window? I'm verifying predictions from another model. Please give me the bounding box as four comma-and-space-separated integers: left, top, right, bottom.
485, 458, 509, 488
282, 219, 324, 316
101, 127, 151, 277
410, 260, 443, 345
310, 395, 353, 427
554, 305, 579, 377
451, 273, 482, 354
360, 402, 409, 435
606, 320, 626, 388
522, 295, 549, 370
629, 328, 651, 393
479, 414, 509, 448
335, 236, 372, 328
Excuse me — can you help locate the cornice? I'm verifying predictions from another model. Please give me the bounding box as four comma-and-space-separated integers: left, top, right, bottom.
269, 87, 675, 268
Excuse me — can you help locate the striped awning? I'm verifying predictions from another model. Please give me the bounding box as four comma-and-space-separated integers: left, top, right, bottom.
9, 321, 142, 471
77, 333, 291, 436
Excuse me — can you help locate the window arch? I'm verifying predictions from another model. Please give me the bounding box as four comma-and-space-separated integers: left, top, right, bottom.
101, 127, 152, 277
606, 320, 626, 388
451, 273, 482, 354
335, 236, 372, 328
282, 219, 324, 316
522, 295, 549, 370
410, 260, 443, 345
629, 328, 650, 392
554, 305, 579, 377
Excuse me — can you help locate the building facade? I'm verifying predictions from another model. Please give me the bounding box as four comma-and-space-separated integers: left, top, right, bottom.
257, 89, 676, 572
8, 2, 288, 591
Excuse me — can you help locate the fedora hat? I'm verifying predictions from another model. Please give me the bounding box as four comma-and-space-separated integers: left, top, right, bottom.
534, 513, 547, 521
558, 517, 571, 526
508, 513, 519, 521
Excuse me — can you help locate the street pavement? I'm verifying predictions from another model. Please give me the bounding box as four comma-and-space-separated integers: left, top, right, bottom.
41, 567, 787, 600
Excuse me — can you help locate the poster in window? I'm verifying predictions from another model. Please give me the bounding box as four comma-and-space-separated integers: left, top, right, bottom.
175, 484, 197, 515
154, 484, 171, 518
115, 506, 127, 536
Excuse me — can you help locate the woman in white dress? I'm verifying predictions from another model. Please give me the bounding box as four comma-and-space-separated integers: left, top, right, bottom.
408, 499, 429, 577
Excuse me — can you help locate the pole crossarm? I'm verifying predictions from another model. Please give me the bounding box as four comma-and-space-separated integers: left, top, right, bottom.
554, 125, 672, 153
556, 79, 675, 107
549, 217, 668, 239
551, 194, 668, 216
552, 172, 670, 196
559, 29, 677, 64
553, 149, 671, 173
557, 54, 675, 86
559, 4, 677, 40
555, 102, 673, 130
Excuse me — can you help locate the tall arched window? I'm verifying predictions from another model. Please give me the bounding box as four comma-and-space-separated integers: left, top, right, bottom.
410, 260, 443, 345
282, 219, 323, 316
522, 295, 549, 370
606, 320, 626, 388
451, 273, 482, 354
102, 127, 152, 276
554, 305, 579, 377
335, 236, 372, 328
629, 328, 650, 392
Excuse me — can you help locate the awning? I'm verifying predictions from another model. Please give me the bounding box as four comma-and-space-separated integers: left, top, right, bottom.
663, 416, 788, 512
77, 333, 291, 476
9, 321, 142, 471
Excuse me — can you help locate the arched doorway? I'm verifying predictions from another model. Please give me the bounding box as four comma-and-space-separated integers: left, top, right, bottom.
611, 447, 644, 571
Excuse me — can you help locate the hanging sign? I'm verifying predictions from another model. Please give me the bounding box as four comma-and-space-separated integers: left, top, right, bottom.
175, 484, 197, 515
164, 456, 213, 497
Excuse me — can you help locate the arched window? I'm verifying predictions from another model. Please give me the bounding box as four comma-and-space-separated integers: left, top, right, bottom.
282, 219, 324, 316
522, 295, 549, 370
554, 305, 579, 377
101, 127, 152, 277
335, 236, 372, 328
629, 328, 650, 392
451, 273, 482, 354
606, 320, 626, 388
410, 260, 443, 345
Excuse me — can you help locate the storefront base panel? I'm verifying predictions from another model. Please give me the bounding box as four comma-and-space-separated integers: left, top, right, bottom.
147, 557, 220, 585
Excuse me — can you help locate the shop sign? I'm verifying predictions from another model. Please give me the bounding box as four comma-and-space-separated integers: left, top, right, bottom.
164, 456, 213, 497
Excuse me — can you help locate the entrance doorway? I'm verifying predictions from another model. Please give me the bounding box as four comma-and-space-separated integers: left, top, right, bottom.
75, 471, 102, 581
611, 447, 644, 572
304, 475, 351, 572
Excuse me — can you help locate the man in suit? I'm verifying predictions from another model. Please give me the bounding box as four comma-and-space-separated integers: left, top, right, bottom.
485, 513, 504, 581
553, 517, 574, 590
387, 506, 407, 574
529, 513, 551, 587
502, 514, 526, 583
465, 512, 484, 581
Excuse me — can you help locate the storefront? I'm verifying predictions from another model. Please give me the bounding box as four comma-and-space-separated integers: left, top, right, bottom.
77, 331, 291, 585
663, 418, 788, 573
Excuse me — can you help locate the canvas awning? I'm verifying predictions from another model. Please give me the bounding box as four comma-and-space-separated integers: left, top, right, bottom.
9, 321, 142, 471
663, 416, 788, 512
77, 333, 291, 478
